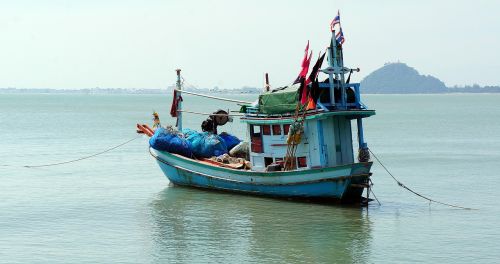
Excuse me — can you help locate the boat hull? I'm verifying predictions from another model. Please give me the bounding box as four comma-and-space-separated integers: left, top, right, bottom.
150, 149, 372, 202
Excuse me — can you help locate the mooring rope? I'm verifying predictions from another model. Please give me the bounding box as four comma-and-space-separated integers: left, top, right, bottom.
369, 149, 475, 210
21, 136, 141, 168
369, 179, 381, 206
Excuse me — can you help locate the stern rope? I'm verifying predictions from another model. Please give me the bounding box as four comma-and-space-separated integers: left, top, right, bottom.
369, 149, 475, 210
22, 136, 141, 168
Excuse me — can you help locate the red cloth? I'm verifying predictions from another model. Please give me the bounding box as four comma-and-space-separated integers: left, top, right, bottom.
300, 79, 311, 105
302, 52, 326, 106
170, 90, 183, 117
294, 41, 312, 84
298, 51, 312, 79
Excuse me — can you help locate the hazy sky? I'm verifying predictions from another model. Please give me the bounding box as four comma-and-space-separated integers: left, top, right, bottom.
1, 0, 499, 89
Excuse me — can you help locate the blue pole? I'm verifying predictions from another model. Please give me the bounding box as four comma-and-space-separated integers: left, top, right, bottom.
330, 30, 346, 109
357, 118, 367, 149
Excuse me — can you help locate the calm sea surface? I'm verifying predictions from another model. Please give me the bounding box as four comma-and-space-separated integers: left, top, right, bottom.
1, 93, 499, 263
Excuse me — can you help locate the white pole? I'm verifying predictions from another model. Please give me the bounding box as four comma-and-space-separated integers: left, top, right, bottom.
175, 69, 183, 131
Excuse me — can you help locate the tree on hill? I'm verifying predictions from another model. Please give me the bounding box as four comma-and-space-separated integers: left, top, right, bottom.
360, 62, 447, 94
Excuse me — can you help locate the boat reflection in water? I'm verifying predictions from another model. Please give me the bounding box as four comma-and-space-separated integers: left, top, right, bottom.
148, 186, 372, 263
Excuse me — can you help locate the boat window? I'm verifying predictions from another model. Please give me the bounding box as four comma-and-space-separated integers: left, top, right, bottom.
262, 125, 271, 135
272, 125, 281, 135
283, 124, 291, 135
275, 157, 284, 163
297, 156, 307, 168
251, 125, 261, 137
264, 157, 274, 167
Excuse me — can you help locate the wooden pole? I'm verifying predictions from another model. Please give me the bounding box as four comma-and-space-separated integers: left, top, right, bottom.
265, 73, 270, 92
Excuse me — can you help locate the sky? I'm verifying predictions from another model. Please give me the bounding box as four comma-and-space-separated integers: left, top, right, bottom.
0, 0, 499, 89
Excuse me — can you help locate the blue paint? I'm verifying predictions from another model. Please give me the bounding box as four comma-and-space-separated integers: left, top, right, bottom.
158, 161, 351, 199
352, 83, 361, 108
316, 102, 329, 111
317, 120, 326, 167
356, 118, 367, 149
152, 149, 372, 200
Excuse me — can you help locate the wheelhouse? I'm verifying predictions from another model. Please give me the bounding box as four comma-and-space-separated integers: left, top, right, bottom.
241, 29, 375, 172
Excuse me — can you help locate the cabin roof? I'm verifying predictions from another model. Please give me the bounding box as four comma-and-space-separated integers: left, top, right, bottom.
241, 109, 375, 124
258, 84, 300, 115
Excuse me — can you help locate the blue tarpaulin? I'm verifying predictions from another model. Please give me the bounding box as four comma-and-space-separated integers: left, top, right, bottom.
185, 131, 228, 158
150, 128, 241, 158
219, 132, 241, 150
149, 128, 193, 157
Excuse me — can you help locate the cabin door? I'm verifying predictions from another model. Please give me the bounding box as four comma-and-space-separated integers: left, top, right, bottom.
250, 125, 263, 153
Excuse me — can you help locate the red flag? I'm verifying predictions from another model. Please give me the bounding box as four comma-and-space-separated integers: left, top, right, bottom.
294, 41, 312, 84
299, 51, 312, 79
301, 52, 326, 106
301, 41, 310, 67
300, 78, 308, 105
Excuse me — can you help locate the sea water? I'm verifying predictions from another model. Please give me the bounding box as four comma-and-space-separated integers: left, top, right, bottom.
1, 93, 499, 263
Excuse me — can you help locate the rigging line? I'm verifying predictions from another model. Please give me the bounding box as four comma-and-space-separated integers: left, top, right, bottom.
368, 149, 476, 210
24, 136, 141, 169
174, 89, 253, 104
178, 110, 245, 117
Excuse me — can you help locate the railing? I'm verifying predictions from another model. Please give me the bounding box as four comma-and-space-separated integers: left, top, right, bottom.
317, 82, 365, 110
244, 82, 367, 115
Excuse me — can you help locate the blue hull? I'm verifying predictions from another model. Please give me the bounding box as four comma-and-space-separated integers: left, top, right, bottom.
151, 149, 372, 201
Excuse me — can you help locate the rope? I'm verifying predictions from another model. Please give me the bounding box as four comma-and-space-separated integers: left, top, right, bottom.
369, 149, 476, 210
174, 89, 253, 104
23, 136, 141, 168
178, 110, 245, 117
369, 179, 381, 206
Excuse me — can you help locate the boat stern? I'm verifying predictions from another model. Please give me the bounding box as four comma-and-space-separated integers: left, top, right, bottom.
341, 162, 373, 203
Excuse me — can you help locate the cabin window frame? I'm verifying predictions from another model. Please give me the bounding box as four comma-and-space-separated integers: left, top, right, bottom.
283, 124, 291, 136
297, 156, 307, 168
272, 124, 282, 136
262, 125, 271, 135
251, 125, 261, 137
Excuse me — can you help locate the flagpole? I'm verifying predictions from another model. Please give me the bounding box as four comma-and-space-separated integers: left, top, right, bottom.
336, 10, 347, 109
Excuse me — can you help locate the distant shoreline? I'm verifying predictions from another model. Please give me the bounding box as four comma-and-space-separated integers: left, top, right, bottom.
0, 87, 262, 95
1, 87, 499, 95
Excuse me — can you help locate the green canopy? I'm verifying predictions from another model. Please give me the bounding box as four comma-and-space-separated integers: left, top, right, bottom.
258, 84, 299, 114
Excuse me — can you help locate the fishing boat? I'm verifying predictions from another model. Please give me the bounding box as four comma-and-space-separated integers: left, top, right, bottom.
140, 17, 376, 204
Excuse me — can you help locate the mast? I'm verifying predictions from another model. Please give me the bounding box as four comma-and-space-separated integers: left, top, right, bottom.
337, 18, 347, 109
326, 20, 370, 162
327, 30, 347, 109
175, 69, 183, 131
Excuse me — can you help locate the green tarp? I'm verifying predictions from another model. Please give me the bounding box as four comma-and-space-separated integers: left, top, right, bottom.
258, 84, 299, 114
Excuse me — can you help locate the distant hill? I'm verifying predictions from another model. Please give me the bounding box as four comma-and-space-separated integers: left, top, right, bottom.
360, 62, 448, 94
